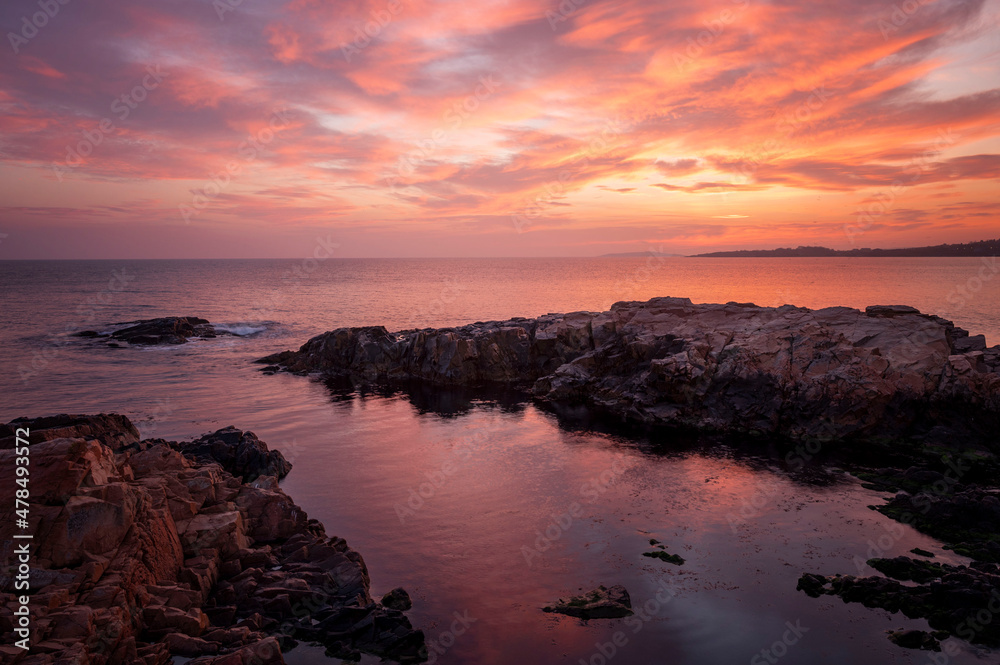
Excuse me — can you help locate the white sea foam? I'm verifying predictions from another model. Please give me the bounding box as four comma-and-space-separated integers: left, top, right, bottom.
213, 323, 268, 336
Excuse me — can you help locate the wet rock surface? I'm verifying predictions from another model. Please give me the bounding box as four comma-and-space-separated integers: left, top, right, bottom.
798, 438, 1000, 652
542, 585, 633, 619
110, 317, 216, 345
77, 317, 252, 346
0, 414, 424, 664
257, 297, 1000, 446
797, 556, 1000, 647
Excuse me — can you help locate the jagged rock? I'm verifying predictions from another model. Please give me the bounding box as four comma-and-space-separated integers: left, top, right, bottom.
543, 585, 633, 619
0, 414, 425, 664
257, 298, 1000, 446
0, 413, 140, 451
177, 427, 292, 482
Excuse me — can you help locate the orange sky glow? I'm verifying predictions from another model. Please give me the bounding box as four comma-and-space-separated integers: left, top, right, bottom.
0, 0, 998, 257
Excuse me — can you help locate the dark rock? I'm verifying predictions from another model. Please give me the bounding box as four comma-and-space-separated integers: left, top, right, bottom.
381, 587, 413, 611
258, 298, 1000, 447
642, 550, 685, 565
543, 585, 633, 619
865, 305, 921, 317
177, 426, 292, 482
110, 316, 214, 345
797, 557, 1000, 647
887, 629, 941, 651
868, 556, 946, 583
876, 489, 1000, 563
255, 351, 297, 365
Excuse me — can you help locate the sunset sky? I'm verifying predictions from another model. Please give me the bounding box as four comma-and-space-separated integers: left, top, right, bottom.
0, 0, 998, 258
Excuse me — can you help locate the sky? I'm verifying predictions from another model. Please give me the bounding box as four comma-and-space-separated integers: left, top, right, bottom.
0, 0, 998, 258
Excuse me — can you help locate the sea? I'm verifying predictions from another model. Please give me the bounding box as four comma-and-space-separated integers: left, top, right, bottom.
1, 257, 998, 665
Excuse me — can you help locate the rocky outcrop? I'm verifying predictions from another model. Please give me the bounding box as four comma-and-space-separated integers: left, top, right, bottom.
797, 557, 1000, 647
257, 298, 1000, 446
75, 317, 253, 345
873, 488, 1000, 563
0, 414, 140, 452
542, 585, 633, 619
0, 415, 424, 665
176, 427, 293, 483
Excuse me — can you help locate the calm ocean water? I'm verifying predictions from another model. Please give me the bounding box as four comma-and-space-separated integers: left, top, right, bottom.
1, 257, 997, 665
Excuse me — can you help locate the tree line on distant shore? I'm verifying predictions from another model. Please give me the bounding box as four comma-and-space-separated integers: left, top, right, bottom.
690, 238, 999, 258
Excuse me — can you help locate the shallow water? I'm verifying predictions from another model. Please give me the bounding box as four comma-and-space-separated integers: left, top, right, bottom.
1, 258, 998, 664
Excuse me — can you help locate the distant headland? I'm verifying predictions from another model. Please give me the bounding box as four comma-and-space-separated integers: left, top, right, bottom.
688, 238, 999, 258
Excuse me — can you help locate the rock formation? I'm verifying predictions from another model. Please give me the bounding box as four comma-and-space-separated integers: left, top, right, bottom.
0, 414, 424, 664
75, 317, 252, 346
798, 556, 1000, 647
542, 585, 633, 619
257, 298, 1000, 446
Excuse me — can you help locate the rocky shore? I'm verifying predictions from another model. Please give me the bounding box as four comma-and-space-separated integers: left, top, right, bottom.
255, 296, 1000, 654
257, 297, 1000, 446
798, 555, 1000, 650
0, 414, 424, 664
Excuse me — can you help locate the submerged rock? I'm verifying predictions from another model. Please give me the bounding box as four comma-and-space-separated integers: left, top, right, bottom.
543, 585, 633, 619
0, 414, 424, 664
257, 297, 1000, 447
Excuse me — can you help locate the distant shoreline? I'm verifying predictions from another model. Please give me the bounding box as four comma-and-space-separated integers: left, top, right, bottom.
686, 238, 998, 258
